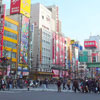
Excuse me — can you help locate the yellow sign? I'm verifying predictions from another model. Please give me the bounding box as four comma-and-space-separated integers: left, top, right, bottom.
18, 63, 28, 67
71, 40, 75, 45
20, 0, 31, 18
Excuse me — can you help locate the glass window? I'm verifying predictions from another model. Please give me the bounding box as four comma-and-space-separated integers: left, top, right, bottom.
3, 50, 16, 58
4, 30, 17, 40
3, 40, 17, 49
5, 21, 18, 31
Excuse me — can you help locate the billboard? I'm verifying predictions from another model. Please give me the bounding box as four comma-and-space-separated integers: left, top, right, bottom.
10, 0, 31, 18
0, 4, 6, 58
10, 0, 20, 14
20, 16, 29, 64
20, 0, 31, 18
84, 41, 97, 49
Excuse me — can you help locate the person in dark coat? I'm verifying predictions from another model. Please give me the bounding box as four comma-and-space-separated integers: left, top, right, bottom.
73, 79, 80, 93
57, 79, 62, 92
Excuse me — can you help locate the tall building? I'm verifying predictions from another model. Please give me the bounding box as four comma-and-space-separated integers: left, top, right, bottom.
31, 3, 54, 80
0, 0, 2, 4
3, 0, 32, 77
47, 5, 62, 34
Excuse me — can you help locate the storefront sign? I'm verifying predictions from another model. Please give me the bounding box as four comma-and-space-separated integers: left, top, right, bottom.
0, 4, 5, 58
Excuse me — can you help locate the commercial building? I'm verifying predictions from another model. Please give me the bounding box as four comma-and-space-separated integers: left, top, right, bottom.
0, 13, 19, 76
30, 3, 54, 80
1, 0, 32, 77
30, 3, 69, 80
3, 16, 19, 68
84, 35, 100, 78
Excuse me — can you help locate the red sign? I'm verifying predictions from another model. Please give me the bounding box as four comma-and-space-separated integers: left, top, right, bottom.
52, 70, 59, 78
10, 0, 20, 14
84, 41, 97, 48
0, 4, 6, 58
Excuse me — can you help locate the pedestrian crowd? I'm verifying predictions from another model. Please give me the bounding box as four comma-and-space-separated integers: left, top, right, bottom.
0, 77, 100, 94
0, 78, 31, 91
57, 78, 100, 93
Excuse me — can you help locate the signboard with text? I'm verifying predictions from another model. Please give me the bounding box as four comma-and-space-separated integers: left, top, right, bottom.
0, 4, 5, 58
10, 0, 20, 14
84, 41, 97, 49
10, 0, 31, 18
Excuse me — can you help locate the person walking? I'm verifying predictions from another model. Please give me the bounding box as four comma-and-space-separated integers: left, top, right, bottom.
67, 79, 71, 90
97, 79, 100, 93
57, 79, 62, 92
73, 79, 80, 93
63, 79, 66, 90
1, 78, 5, 91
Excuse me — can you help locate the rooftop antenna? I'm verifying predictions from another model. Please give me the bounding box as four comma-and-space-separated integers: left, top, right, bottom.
90, 32, 93, 37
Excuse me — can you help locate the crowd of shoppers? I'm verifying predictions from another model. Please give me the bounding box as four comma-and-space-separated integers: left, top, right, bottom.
57, 78, 100, 93
0, 77, 31, 91
0, 76, 100, 94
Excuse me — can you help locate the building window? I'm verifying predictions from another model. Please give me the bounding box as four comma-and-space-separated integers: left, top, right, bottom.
3, 40, 17, 49
3, 50, 16, 58
42, 16, 44, 19
5, 21, 18, 31
4, 30, 17, 40
93, 56, 96, 62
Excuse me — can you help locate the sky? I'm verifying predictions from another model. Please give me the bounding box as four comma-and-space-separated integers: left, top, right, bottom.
2, 0, 100, 46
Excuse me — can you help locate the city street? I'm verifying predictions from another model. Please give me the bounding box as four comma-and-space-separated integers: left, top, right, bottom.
0, 90, 100, 100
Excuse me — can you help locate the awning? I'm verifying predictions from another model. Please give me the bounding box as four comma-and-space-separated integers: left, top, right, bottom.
37, 72, 54, 75
52, 70, 69, 78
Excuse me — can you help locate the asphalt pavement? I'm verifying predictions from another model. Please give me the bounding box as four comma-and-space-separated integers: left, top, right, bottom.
0, 90, 100, 100
0, 84, 100, 100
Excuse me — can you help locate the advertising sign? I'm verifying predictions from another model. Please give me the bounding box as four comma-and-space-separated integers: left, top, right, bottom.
10, 0, 31, 18
0, 4, 5, 58
20, 0, 31, 18
7, 65, 11, 76
20, 16, 29, 64
10, 0, 20, 14
84, 41, 97, 49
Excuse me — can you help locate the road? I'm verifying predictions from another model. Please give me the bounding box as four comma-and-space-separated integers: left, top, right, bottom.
0, 90, 100, 100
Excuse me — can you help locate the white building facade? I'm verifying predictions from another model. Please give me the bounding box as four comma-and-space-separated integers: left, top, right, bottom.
31, 3, 55, 72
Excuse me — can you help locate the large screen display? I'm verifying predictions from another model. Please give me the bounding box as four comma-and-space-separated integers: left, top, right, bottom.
20, 16, 29, 64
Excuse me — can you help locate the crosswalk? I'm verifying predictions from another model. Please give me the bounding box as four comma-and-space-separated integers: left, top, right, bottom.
0, 88, 74, 94
0, 90, 22, 94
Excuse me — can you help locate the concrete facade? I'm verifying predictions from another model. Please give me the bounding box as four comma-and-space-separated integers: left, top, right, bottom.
31, 3, 55, 72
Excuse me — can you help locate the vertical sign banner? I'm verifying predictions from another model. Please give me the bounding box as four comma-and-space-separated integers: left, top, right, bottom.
10, 0, 20, 14
52, 33, 55, 64
40, 29, 42, 64
20, 0, 31, 18
20, 16, 29, 64
0, 4, 5, 58
7, 65, 11, 76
